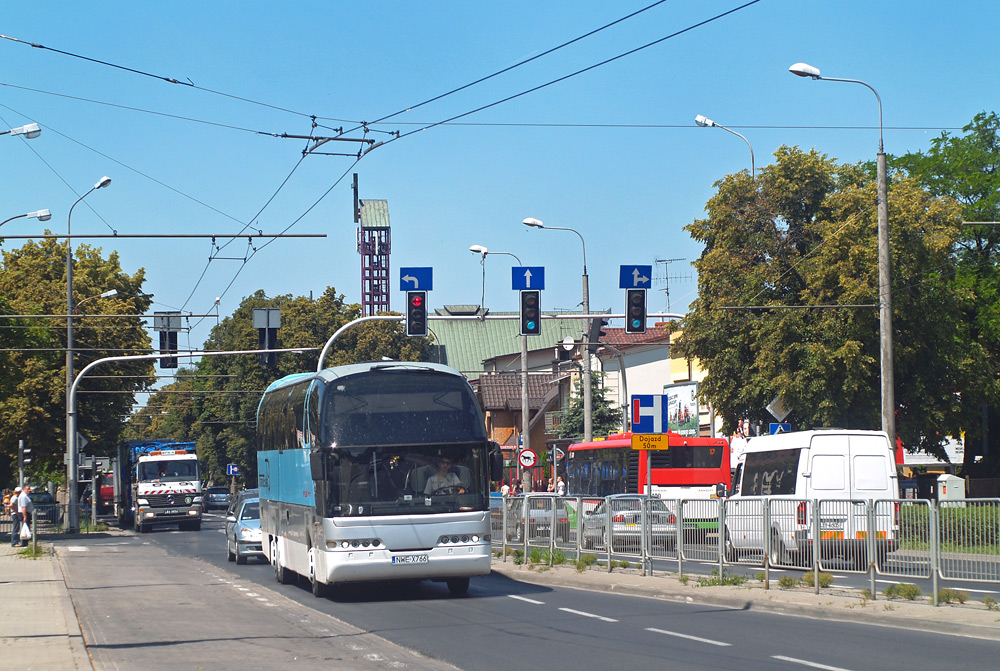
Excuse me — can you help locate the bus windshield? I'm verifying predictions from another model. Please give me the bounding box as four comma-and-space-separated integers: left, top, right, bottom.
317, 369, 488, 517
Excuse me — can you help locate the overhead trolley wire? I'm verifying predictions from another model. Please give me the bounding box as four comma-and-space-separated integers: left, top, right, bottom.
379, 0, 764, 146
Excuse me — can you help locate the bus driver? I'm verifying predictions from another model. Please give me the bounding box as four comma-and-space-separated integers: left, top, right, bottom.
424, 457, 466, 495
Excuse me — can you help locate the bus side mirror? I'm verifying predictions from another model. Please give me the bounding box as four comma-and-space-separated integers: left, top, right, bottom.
488, 441, 504, 482
310, 450, 325, 481
714, 482, 727, 499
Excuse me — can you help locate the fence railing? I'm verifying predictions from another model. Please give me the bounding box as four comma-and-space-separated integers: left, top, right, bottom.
491, 494, 1000, 600
2, 503, 108, 542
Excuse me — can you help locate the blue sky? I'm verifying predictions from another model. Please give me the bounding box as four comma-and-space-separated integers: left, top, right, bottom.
2, 1, 997, 354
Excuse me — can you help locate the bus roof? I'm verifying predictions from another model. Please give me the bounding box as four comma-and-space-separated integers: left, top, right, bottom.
263, 361, 467, 394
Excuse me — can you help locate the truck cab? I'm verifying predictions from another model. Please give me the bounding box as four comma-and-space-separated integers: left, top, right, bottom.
133, 448, 203, 532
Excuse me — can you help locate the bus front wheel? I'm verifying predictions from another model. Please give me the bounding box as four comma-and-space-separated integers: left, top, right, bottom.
447, 577, 470, 595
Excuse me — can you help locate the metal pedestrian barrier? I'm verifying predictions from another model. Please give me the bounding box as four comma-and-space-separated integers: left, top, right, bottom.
492, 494, 1000, 594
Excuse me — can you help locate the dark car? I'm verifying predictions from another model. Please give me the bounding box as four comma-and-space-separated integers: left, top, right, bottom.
203, 486, 232, 511
28, 491, 64, 526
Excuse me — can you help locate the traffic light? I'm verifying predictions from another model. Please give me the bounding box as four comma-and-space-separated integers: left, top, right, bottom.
257, 327, 278, 366
625, 289, 647, 334
520, 290, 541, 336
406, 291, 428, 337
159, 330, 178, 368
19, 442, 31, 469
587, 318, 609, 353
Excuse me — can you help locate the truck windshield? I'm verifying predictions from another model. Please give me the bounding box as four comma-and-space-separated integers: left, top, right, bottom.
140, 460, 198, 481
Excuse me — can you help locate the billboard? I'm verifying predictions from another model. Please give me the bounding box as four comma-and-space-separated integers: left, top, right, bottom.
664, 381, 699, 437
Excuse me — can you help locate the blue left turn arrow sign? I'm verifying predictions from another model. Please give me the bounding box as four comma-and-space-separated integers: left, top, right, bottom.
399, 267, 433, 291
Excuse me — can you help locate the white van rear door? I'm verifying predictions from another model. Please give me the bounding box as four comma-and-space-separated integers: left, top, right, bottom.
848, 433, 895, 542
808, 435, 855, 540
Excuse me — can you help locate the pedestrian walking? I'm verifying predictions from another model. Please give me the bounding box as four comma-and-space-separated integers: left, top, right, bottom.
9, 486, 22, 547
556, 476, 566, 496
17, 484, 33, 547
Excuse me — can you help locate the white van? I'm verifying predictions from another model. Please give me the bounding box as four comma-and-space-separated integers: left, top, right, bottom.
724, 429, 899, 569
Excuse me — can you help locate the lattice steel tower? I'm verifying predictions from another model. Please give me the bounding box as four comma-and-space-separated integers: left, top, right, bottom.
355, 175, 391, 316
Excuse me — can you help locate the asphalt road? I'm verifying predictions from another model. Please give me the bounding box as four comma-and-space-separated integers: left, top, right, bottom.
68, 512, 996, 671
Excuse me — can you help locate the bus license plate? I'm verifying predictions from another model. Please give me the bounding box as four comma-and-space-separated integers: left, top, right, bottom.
392, 554, 429, 565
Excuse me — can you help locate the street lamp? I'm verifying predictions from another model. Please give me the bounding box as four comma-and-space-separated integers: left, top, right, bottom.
470, 243, 531, 488
76, 289, 118, 312
789, 62, 894, 448
66, 176, 112, 532
469, 244, 523, 310
0, 122, 41, 139
522, 217, 593, 442
0, 209, 52, 228
694, 114, 755, 177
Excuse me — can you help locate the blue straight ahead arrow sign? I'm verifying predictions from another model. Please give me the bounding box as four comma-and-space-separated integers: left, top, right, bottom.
399, 267, 433, 291
512, 266, 545, 291
620, 265, 653, 289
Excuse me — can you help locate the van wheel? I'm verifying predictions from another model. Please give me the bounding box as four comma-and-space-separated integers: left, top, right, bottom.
768, 531, 787, 566
724, 530, 738, 562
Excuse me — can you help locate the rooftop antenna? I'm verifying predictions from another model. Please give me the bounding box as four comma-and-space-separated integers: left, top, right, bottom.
653, 258, 688, 312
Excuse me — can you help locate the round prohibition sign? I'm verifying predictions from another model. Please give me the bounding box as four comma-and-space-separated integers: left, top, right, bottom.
518, 449, 538, 469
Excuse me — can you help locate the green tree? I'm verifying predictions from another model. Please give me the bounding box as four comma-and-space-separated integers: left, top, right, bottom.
678, 146, 965, 459
554, 371, 623, 441
126, 288, 430, 484
0, 238, 152, 486
894, 112, 1000, 474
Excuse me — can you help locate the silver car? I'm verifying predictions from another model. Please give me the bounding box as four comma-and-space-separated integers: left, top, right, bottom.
226, 495, 264, 564
581, 494, 677, 553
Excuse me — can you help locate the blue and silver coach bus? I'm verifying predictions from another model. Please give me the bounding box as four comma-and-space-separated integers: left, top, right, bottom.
256, 361, 501, 596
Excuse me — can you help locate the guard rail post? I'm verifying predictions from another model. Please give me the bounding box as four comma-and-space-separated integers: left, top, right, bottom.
549, 497, 555, 567
716, 497, 725, 578
931, 501, 940, 606
501, 497, 508, 563
641, 498, 649, 577
606, 496, 613, 573
812, 499, 820, 594
868, 501, 877, 600
676, 500, 685, 577
763, 499, 771, 590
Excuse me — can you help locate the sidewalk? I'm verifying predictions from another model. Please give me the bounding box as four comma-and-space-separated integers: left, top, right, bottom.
0, 541, 91, 671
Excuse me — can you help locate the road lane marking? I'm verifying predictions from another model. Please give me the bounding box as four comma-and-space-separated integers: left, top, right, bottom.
772, 655, 853, 671
646, 628, 731, 646
66, 546, 89, 552
559, 607, 617, 622
508, 595, 545, 605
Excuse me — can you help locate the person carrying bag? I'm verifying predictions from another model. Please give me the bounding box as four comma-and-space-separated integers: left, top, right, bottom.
17, 484, 34, 547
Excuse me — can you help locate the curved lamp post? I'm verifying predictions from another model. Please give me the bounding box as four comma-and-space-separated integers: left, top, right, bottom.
522, 217, 593, 442
0, 209, 51, 228
695, 114, 755, 177
0, 122, 41, 139
471, 243, 529, 487
66, 176, 112, 532
789, 62, 894, 448
469, 244, 522, 310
